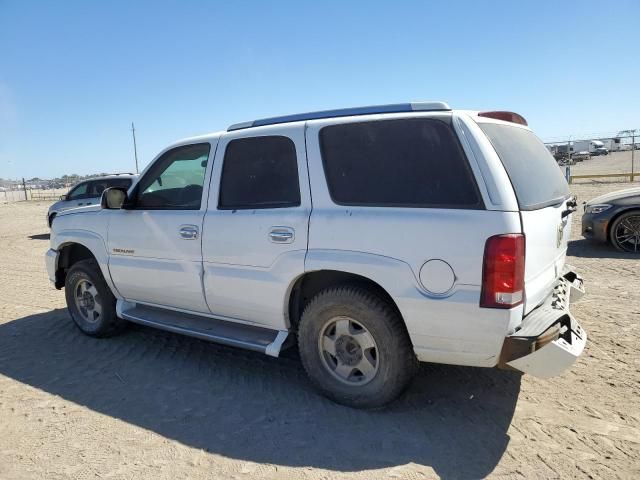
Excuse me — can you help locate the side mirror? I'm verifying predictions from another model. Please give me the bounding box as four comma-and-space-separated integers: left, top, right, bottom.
60, 195, 67, 201
101, 187, 128, 209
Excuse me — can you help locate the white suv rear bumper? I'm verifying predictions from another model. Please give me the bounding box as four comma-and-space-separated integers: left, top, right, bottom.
499, 266, 587, 378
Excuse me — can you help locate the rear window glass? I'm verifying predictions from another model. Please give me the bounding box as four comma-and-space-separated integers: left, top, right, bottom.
479, 123, 570, 210
319, 118, 482, 208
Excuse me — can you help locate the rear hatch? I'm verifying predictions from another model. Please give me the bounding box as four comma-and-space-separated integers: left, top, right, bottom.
479, 122, 573, 315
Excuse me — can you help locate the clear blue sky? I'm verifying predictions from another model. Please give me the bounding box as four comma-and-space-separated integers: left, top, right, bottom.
1, 0, 638, 179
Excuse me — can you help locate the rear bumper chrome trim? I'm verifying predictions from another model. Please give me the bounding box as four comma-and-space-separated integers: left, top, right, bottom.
499, 267, 587, 378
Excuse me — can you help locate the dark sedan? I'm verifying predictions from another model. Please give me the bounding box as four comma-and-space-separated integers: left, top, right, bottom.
582, 187, 640, 253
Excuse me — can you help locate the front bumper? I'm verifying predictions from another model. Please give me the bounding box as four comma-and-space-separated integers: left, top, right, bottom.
582, 212, 608, 242
499, 266, 587, 378
45, 248, 58, 284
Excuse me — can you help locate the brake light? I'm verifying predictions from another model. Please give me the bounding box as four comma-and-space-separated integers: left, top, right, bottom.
480, 234, 525, 309
478, 111, 528, 126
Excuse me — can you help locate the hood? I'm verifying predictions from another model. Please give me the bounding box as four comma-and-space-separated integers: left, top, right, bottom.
48, 199, 66, 212
586, 187, 640, 205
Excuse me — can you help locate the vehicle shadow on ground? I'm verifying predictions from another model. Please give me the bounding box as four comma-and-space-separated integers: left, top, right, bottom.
27, 233, 50, 240
567, 239, 638, 259
0, 309, 522, 479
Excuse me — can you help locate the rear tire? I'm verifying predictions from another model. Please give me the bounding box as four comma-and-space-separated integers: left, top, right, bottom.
609, 210, 640, 253
298, 286, 417, 408
65, 259, 127, 337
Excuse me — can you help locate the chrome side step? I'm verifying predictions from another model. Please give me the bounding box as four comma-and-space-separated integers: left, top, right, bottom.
116, 300, 288, 357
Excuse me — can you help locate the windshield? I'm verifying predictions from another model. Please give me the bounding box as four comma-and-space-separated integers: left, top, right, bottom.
480, 123, 570, 210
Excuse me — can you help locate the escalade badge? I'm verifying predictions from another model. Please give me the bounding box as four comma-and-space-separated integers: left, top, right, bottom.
112, 248, 135, 255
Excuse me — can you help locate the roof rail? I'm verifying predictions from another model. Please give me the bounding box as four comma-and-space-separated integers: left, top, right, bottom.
227, 101, 451, 131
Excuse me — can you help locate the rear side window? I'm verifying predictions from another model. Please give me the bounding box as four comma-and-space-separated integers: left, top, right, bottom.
219, 136, 300, 209
106, 178, 132, 189
87, 178, 132, 197
479, 123, 570, 210
320, 118, 482, 208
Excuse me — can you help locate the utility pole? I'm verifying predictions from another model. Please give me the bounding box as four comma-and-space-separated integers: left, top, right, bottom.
131, 122, 139, 174
632, 129, 636, 182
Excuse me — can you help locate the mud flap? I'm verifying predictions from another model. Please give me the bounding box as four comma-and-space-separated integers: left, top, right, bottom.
500, 268, 587, 378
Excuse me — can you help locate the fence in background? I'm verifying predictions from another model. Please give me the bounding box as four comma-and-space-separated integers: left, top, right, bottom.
1, 189, 29, 203
1, 184, 68, 204
30, 191, 63, 201
546, 132, 638, 185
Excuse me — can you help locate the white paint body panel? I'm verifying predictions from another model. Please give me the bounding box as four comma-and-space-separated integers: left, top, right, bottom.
520, 203, 573, 314
48, 206, 120, 296
105, 137, 219, 313
304, 114, 524, 366
202, 123, 311, 329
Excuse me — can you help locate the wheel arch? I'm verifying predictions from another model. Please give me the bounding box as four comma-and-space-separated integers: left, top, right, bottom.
51, 231, 116, 295
287, 269, 407, 336
54, 242, 99, 288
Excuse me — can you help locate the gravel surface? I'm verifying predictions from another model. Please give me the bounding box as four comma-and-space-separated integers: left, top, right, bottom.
0, 181, 638, 479
570, 150, 639, 181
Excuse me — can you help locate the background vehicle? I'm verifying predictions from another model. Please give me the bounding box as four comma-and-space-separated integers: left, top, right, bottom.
572, 140, 608, 156
45, 103, 587, 408
47, 174, 138, 227
582, 187, 640, 253
572, 151, 591, 162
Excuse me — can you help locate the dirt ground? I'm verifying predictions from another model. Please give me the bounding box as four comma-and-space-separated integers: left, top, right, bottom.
570, 150, 638, 179
0, 181, 638, 480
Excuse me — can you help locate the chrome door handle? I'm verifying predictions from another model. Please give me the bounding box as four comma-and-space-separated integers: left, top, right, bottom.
179, 225, 199, 240
269, 227, 294, 243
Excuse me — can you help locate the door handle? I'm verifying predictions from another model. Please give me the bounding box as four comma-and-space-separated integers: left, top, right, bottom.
179, 225, 199, 240
269, 227, 294, 243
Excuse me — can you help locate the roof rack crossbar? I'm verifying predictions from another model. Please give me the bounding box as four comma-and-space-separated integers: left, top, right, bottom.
227, 101, 451, 131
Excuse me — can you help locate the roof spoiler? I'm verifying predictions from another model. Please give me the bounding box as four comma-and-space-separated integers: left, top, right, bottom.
478, 111, 528, 126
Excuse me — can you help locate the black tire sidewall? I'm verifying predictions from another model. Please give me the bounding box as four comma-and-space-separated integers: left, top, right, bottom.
298, 287, 415, 408
65, 261, 118, 336
610, 210, 640, 253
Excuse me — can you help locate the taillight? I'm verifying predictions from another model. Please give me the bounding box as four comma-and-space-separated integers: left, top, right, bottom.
478, 111, 528, 126
480, 234, 525, 309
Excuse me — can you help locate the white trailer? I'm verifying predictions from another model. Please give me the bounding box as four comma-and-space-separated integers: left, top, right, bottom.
572, 140, 608, 155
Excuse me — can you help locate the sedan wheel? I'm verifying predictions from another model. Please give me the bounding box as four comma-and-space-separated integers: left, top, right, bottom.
611, 211, 640, 253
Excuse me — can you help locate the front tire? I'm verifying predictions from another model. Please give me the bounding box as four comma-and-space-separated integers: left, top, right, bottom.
298, 286, 417, 408
610, 210, 640, 253
65, 259, 126, 337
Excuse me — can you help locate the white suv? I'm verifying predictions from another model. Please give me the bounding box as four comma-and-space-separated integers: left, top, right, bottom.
46, 102, 587, 408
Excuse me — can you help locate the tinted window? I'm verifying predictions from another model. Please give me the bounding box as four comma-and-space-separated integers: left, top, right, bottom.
87, 178, 132, 197
219, 136, 300, 209
320, 118, 482, 208
136, 143, 210, 210
67, 182, 89, 200
480, 124, 570, 210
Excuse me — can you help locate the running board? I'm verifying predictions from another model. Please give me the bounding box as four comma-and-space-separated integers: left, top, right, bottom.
116, 300, 288, 357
